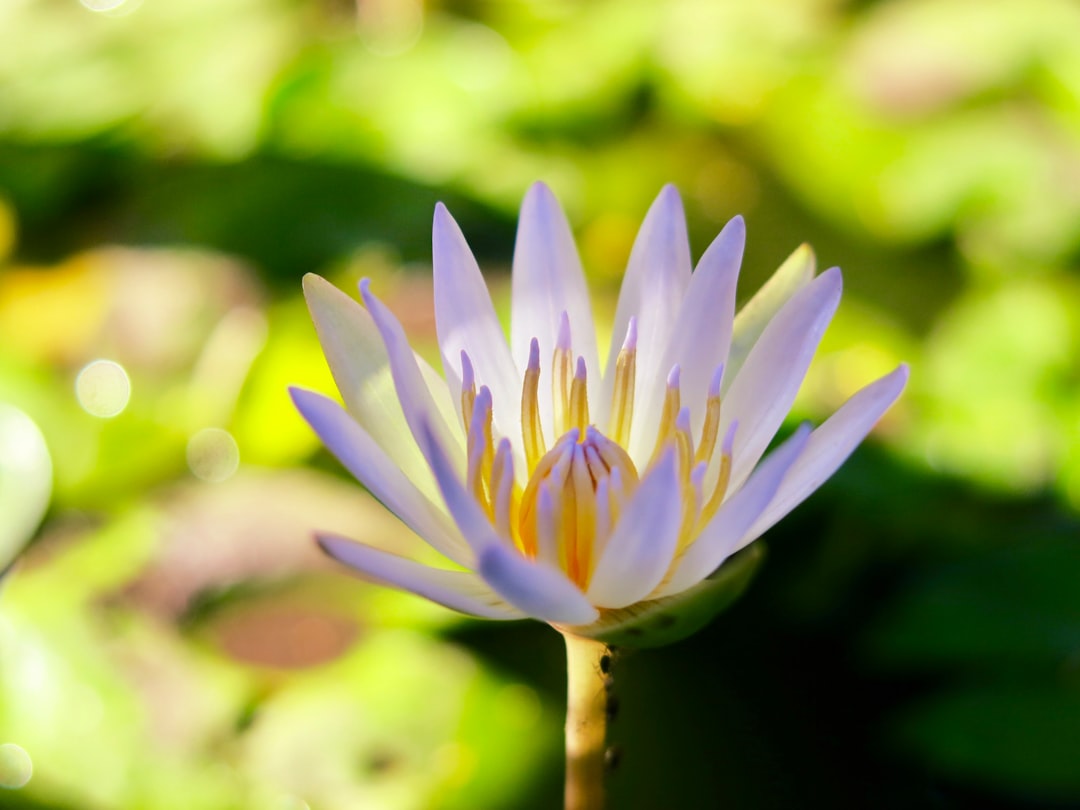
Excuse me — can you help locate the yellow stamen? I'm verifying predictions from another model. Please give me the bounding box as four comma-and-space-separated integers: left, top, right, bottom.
521, 338, 546, 471
673, 407, 695, 484
466, 386, 495, 515
491, 438, 517, 542
518, 430, 579, 557
695, 365, 725, 467
607, 317, 637, 448
699, 421, 737, 528
569, 356, 590, 435
650, 365, 681, 462
552, 312, 573, 436
460, 350, 476, 437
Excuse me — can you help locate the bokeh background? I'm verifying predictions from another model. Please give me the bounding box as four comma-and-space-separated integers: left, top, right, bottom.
2, 0, 1080, 807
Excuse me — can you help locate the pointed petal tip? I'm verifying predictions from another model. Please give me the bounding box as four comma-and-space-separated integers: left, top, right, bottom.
315, 532, 364, 568
524, 180, 556, 201
287, 385, 308, 407
654, 183, 685, 213
432, 202, 461, 241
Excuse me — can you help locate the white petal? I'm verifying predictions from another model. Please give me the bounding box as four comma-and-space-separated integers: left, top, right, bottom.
726, 243, 816, 394
303, 274, 447, 500
603, 185, 693, 463
416, 420, 505, 557
511, 182, 600, 439
290, 388, 472, 566
478, 543, 599, 625
360, 279, 466, 466
642, 215, 744, 440
743, 364, 909, 542
717, 267, 842, 493
586, 449, 683, 608
658, 424, 811, 597
432, 204, 522, 456
317, 534, 524, 620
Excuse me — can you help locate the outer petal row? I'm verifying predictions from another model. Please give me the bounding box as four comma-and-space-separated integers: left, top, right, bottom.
743, 363, 909, 543
718, 266, 843, 493
658, 423, 811, 597
317, 534, 524, 620
303, 274, 451, 504
290, 388, 472, 566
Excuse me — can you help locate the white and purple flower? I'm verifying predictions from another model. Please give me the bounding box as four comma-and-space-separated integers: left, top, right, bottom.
291, 183, 907, 646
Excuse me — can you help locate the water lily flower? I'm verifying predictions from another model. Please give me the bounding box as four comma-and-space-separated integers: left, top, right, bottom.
290, 183, 907, 645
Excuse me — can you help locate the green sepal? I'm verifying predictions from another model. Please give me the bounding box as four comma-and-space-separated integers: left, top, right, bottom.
569, 543, 765, 649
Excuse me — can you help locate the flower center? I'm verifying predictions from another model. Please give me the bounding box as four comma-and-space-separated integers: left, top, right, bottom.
458, 313, 737, 590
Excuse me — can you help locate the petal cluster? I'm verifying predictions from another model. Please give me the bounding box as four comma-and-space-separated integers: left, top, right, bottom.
291, 183, 907, 638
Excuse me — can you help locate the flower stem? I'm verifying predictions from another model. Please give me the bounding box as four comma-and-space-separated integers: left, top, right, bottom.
563, 632, 609, 810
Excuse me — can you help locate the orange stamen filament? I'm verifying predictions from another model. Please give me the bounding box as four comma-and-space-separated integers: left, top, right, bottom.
521, 338, 546, 470
459, 350, 476, 437
607, 317, 637, 447
569, 356, 590, 434
491, 438, 516, 542
650, 365, 682, 463
553, 312, 573, 436
699, 420, 737, 529
695, 365, 725, 467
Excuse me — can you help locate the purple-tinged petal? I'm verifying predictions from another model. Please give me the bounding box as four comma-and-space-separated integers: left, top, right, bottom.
642, 215, 744, 441
290, 387, 472, 566
658, 424, 811, 597
726, 243, 816, 394
743, 364, 909, 542
318, 534, 524, 620
303, 273, 447, 499
433, 204, 522, 453
603, 185, 693, 460
360, 279, 466, 467
587, 449, 683, 609
717, 267, 842, 493
512, 182, 601, 439
478, 543, 599, 625
416, 420, 505, 557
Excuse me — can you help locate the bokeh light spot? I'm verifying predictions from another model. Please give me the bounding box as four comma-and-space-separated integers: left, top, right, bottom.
0, 744, 32, 789
75, 360, 131, 418
186, 428, 240, 482
79, 0, 142, 15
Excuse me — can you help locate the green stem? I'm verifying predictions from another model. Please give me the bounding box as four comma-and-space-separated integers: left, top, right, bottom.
563, 632, 609, 810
